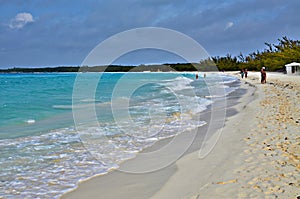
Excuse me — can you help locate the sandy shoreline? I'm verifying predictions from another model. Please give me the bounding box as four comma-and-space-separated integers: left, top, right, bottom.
62, 72, 300, 199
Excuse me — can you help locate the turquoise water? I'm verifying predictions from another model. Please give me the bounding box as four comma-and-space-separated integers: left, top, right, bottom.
0, 72, 238, 198
0, 73, 75, 138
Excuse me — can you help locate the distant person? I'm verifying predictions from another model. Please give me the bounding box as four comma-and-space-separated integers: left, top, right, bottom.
203, 73, 206, 78
240, 69, 245, 78
261, 67, 266, 84
195, 73, 198, 80
244, 69, 248, 78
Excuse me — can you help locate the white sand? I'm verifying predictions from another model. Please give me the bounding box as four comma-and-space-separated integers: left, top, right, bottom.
154, 72, 300, 199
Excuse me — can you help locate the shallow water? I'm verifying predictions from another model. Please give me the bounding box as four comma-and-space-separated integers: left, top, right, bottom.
0, 72, 238, 198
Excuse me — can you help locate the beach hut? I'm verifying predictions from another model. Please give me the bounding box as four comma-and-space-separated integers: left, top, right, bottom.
285, 62, 300, 75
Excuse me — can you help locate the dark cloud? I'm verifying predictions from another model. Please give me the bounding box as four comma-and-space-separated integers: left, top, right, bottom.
153, 0, 300, 56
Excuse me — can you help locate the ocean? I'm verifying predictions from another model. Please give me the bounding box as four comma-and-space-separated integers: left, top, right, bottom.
0, 72, 239, 198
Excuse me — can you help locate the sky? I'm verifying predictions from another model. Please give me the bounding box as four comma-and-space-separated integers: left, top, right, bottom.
0, 0, 299, 68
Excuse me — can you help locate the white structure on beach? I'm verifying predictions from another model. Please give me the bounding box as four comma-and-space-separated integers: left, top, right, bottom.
285, 62, 300, 75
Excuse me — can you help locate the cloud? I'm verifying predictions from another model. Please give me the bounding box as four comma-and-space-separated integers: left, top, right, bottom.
225, 21, 234, 30
9, 12, 34, 29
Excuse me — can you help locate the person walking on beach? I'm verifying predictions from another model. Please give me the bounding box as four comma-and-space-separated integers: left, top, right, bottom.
240, 69, 245, 79
244, 69, 248, 78
261, 67, 266, 84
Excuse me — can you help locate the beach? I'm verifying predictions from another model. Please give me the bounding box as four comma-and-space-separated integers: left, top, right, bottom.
1, 1, 300, 198
185, 72, 300, 199
62, 72, 300, 199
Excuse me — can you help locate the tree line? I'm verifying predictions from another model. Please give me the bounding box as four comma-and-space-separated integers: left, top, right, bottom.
206, 36, 300, 71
